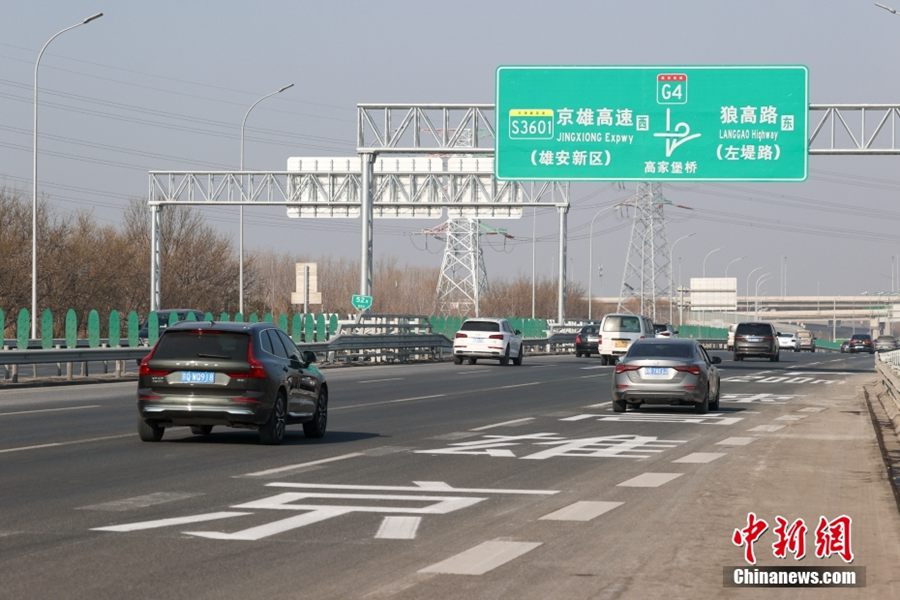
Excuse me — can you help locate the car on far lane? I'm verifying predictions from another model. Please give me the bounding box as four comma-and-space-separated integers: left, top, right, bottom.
840, 340, 850, 353
653, 323, 678, 338
875, 335, 898, 352
453, 318, 524, 366
847, 333, 875, 354
796, 330, 816, 352
733, 321, 780, 362
575, 324, 600, 358
612, 338, 721, 414
777, 331, 798, 351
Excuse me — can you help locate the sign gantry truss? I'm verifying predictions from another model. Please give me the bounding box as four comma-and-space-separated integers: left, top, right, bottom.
808, 104, 900, 154
357, 104, 496, 154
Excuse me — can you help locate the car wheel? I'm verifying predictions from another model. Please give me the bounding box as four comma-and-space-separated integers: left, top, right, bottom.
709, 386, 720, 411
500, 346, 510, 366
190, 425, 213, 435
453, 355, 464, 365
513, 347, 523, 366
695, 388, 710, 414
138, 417, 164, 442
259, 391, 287, 445
467, 357, 477, 365
613, 398, 626, 413
303, 388, 328, 439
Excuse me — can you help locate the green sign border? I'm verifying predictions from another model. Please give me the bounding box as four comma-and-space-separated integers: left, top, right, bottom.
495, 65, 809, 182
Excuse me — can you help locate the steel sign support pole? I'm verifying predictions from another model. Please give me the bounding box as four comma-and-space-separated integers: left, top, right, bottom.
359, 152, 374, 297
150, 204, 161, 312
558, 205, 568, 325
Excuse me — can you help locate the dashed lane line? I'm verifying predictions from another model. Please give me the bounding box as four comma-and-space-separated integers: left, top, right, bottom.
470, 418, 535, 432
672, 452, 726, 464
419, 540, 543, 575
375, 516, 422, 540
617, 472, 683, 488
748, 424, 785, 433
716, 437, 756, 446
358, 377, 404, 384
539, 501, 623, 522
334, 394, 447, 411
0, 404, 101, 417
0, 433, 133, 455
239, 452, 365, 478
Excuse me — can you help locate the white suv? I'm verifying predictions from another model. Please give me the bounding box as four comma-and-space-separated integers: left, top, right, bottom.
598, 313, 654, 365
776, 331, 797, 351
453, 318, 524, 366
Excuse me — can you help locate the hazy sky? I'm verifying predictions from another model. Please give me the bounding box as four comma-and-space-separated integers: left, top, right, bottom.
3, 0, 900, 300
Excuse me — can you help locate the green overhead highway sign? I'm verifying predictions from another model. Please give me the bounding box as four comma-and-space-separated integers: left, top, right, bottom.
351, 294, 373, 311
495, 66, 808, 181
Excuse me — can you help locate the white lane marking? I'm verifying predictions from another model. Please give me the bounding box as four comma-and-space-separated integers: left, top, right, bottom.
617, 472, 683, 488
798, 407, 826, 413
419, 540, 542, 575
775, 415, 807, 421
0, 404, 101, 417
266, 482, 558, 496
579, 374, 608, 379
240, 452, 365, 478
186, 509, 349, 541
560, 414, 596, 422
717, 437, 756, 446
358, 377, 403, 384
672, 452, 726, 464
470, 418, 535, 432
79, 492, 201, 512
92, 512, 250, 532
748, 424, 785, 433
584, 401, 611, 409
375, 516, 422, 539
579, 365, 606, 370
0, 433, 133, 455
499, 382, 541, 389
334, 394, 446, 411
539, 501, 623, 522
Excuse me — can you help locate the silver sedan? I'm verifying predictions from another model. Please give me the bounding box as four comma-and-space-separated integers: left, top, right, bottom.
611, 338, 721, 414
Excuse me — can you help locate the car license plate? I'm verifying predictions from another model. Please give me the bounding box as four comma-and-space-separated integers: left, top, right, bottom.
614, 339, 628, 349
747, 337, 760, 342
181, 371, 215, 384
642, 367, 670, 379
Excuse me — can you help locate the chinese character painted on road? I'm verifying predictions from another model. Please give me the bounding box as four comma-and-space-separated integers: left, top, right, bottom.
814, 515, 854, 563
732, 512, 769, 565
772, 516, 807, 560
416, 433, 565, 457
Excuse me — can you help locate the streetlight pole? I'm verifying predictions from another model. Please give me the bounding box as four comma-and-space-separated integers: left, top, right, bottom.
724, 255, 746, 277
239, 83, 294, 315
702, 247, 721, 278
586, 203, 623, 320
32, 12, 103, 340
669, 233, 696, 324
754, 272, 772, 318
875, 2, 898, 15
745, 266, 763, 314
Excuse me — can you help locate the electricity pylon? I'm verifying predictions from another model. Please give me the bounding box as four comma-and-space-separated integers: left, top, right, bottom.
616, 183, 671, 321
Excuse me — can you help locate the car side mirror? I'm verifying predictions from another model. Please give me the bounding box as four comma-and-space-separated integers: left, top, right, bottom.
301, 350, 317, 365
711, 356, 722, 364
673, 330, 679, 335
515, 329, 521, 336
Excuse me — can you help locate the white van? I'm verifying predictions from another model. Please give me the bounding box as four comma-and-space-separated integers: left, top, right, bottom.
598, 313, 655, 365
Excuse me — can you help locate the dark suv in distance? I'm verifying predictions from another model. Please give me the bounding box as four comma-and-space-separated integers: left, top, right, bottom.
137, 321, 327, 445
847, 333, 874, 354
575, 324, 600, 357
733, 321, 779, 362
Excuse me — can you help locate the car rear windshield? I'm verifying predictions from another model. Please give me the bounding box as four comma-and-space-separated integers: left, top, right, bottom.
736, 323, 772, 336
460, 321, 500, 332
603, 316, 641, 332
851, 334, 871, 341
153, 331, 249, 360
627, 343, 694, 359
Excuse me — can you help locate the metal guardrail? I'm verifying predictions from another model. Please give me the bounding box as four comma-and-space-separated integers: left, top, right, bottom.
0, 347, 149, 365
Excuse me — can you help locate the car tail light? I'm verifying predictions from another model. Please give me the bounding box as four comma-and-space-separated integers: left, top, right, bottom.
762, 336, 774, 341
227, 342, 267, 380
575, 334, 582, 344
674, 365, 701, 376
455, 332, 467, 339
489, 334, 504, 340
598, 335, 603, 345
138, 346, 170, 377
614, 363, 641, 374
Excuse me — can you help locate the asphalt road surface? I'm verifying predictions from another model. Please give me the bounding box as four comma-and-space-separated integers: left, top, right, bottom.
1, 351, 898, 599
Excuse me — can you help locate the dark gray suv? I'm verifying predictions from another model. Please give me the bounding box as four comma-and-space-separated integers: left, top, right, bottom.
733, 321, 779, 362
137, 321, 327, 445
